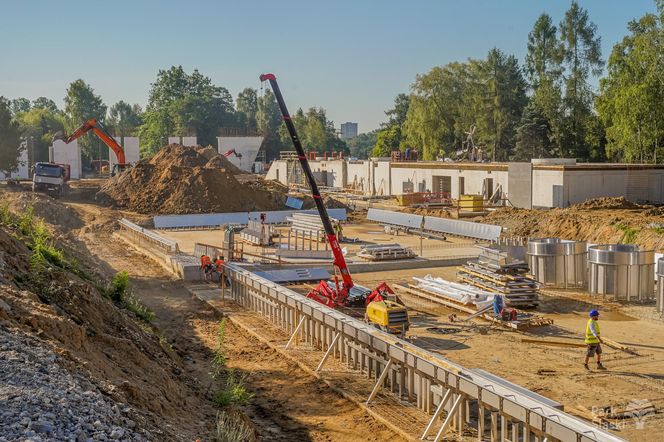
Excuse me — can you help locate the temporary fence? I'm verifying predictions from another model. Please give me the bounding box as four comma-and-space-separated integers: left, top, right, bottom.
118, 218, 179, 253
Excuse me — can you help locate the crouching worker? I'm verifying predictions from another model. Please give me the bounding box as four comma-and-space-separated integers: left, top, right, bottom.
200, 254, 214, 281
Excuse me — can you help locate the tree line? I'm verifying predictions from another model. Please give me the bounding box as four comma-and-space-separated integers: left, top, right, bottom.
0, 66, 349, 175
371, 0, 664, 162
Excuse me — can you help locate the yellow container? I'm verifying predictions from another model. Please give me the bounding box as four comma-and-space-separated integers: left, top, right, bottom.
459, 194, 484, 212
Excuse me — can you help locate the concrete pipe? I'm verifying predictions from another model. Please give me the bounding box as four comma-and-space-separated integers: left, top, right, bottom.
588, 244, 655, 301
527, 238, 587, 288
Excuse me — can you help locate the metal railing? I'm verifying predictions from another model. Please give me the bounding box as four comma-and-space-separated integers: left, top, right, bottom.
224, 262, 623, 442
118, 219, 179, 254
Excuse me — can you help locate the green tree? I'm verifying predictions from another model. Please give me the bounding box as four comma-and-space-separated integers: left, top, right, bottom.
372, 125, 402, 157
475, 48, 528, 161
140, 66, 235, 154
236, 88, 258, 132
597, 5, 663, 162
0, 98, 24, 177
559, 1, 603, 159
15, 107, 65, 164
257, 89, 283, 161
31, 97, 59, 113
347, 131, 378, 158
108, 101, 142, 138
382, 93, 410, 128
63, 79, 107, 161
278, 107, 347, 155
10, 98, 31, 115
513, 102, 551, 160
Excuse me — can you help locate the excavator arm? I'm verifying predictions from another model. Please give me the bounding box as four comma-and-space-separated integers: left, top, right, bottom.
58, 118, 127, 166
260, 73, 353, 306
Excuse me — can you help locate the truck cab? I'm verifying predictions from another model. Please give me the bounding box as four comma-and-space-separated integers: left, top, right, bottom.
32, 162, 69, 197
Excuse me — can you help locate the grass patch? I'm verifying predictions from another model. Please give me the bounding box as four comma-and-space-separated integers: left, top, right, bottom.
615, 222, 639, 244
214, 370, 253, 407
215, 410, 255, 442
211, 318, 228, 378
101, 271, 155, 323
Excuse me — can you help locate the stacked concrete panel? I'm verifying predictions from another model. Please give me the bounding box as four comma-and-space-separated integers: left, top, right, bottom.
109, 137, 140, 169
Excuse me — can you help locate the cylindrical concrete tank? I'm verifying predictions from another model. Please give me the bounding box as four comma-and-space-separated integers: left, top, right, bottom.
588, 244, 655, 301
527, 238, 587, 288
657, 258, 664, 312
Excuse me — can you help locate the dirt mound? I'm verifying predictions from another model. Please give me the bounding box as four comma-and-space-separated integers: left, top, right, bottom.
570, 197, 640, 210
96, 145, 286, 214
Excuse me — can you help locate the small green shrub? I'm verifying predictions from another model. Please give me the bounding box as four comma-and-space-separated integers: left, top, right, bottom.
101, 271, 155, 323
214, 370, 253, 407
123, 292, 156, 322
0, 202, 12, 225
18, 206, 34, 236
107, 271, 130, 303
615, 222, 639, 244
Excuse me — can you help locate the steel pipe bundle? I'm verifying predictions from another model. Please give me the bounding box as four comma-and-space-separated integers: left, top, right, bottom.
413, 275, 494, 309
527, 238, 587, 288
588, 244, 654, 301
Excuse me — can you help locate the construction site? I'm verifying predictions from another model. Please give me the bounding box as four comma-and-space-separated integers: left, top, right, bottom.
1, 74, 663, 442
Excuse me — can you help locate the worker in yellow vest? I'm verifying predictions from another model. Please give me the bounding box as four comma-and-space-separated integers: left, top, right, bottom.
584, 309, 606, 370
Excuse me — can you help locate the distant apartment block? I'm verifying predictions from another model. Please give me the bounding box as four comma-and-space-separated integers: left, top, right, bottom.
340, 122, 358, 139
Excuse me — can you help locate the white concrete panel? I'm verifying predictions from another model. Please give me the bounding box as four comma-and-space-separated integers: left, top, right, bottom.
51, 140, 81, 179
217, 136, 263, 172
109, 137, 141, 169
168, 137, 181, 145
182, 136, 197, 147
0, 147, 29, 180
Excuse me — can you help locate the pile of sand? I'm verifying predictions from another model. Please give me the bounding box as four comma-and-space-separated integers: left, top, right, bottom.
96, 145, 288, 214
570, 197, 640, 210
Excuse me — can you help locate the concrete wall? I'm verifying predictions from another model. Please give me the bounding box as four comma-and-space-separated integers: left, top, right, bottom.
217, 136, 263, 172
168, 137, 181, 145
50, 140, 81, 179
347, 160, 370, 192
0, 147, 29, 180
563, 169, 664, 206
182, 137, 197, 147
389, 165, 508, 199
109, 137, 140, 169
532, 169, 564, 207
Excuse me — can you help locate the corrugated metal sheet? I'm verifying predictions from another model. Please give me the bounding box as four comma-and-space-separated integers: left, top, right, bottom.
252, 268, 330, 283
154, 209, 347, 229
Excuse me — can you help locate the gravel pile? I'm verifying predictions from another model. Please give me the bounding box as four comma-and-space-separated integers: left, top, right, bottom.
0, 328, 145, 442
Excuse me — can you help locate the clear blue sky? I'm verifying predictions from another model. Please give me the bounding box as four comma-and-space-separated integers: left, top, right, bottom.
0, 0, 657, 133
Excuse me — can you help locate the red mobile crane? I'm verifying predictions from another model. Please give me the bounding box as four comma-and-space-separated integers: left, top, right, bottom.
260, 75, 408, 334
223, 149, 242, 158
54, 118, 130, 175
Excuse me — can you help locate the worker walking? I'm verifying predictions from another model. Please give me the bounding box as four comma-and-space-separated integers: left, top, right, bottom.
584, 309, 606, 370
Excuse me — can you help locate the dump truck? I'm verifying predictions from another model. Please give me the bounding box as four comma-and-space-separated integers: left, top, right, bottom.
32, 162, 70, 197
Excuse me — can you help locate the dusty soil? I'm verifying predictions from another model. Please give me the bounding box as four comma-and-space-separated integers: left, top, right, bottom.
476, 197, 664, 251
96, 145, 290, 214
26, 188, 401, 440
351, 267, 664, 441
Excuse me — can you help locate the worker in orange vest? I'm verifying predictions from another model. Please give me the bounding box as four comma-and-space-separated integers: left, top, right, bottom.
200, 254, 213, 280
214, 255, 224, 273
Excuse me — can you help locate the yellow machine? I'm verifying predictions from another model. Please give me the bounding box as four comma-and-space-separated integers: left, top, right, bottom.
366, 300, 410, 336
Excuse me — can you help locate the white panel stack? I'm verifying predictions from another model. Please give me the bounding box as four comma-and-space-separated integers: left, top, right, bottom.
217, 136, 263, 172
168, 137, 180, 145
50, 139, 81, 179
0, 147, 29, 180
182, 136, 197, 147
109, 137, 141, 169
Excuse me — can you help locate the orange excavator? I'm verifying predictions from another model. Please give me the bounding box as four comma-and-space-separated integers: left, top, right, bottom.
54, 118, 130, 176
260, 73, 409, 335
223, 149, 242, 158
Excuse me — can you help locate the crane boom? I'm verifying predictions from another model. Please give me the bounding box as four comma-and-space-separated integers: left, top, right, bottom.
59, 118, 127, 166
260, 73, 353, 304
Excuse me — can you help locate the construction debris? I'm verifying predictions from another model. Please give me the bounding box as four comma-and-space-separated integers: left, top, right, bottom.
457, 245, 540, 307
356, 244, 416, 261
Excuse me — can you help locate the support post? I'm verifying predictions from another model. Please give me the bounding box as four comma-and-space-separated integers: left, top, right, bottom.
433, 395, 463, 442
315, 332, 340, 371
421, 389, 452, 439
366, 360, 393, 404
285, 316, 306, 349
